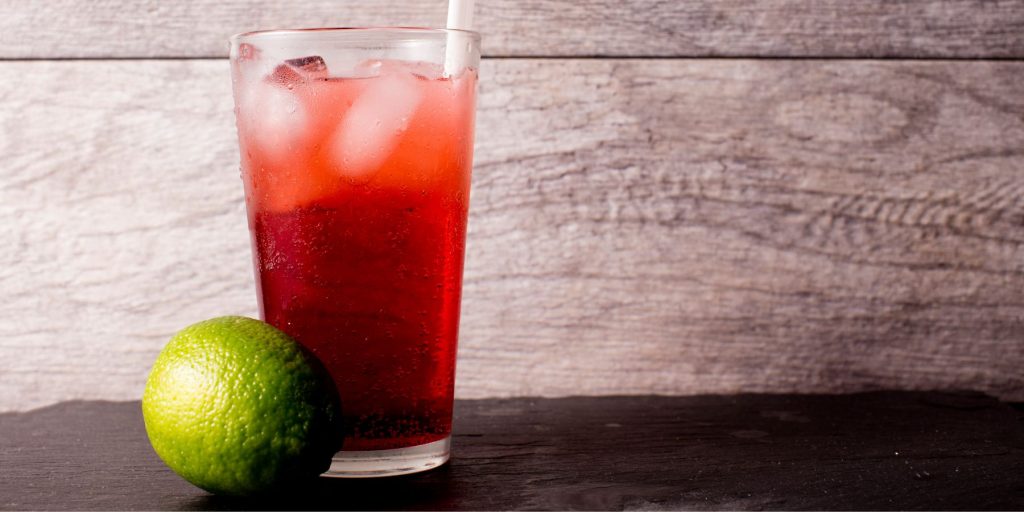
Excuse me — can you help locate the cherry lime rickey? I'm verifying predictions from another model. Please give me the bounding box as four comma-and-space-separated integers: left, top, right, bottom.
229, 28, 479, 477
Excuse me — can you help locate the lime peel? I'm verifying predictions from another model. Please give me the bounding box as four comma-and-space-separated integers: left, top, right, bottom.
142, 316, 341, 495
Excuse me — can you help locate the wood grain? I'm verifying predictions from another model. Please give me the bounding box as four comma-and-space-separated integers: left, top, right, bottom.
1, 394, 1022, 510
1, 0, 1023, 59
1, 59, 1023, 411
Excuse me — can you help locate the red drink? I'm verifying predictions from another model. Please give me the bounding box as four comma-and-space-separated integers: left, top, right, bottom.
232, 43, 477, 458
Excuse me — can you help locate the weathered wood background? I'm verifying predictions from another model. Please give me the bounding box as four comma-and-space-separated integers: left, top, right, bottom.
1, 0, 1022, 411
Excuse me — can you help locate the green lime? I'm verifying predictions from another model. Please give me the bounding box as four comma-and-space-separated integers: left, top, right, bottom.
142, 316, 341, 496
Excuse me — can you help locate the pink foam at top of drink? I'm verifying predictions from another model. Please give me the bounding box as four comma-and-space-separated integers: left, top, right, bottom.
236, 58, 477, 213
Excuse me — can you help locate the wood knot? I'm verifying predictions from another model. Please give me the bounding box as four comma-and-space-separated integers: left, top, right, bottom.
773, 93, 908, 143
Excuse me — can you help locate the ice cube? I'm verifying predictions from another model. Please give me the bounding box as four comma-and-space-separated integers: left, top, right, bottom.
328, 71, 424, 181
270, 55, 328, 86
240, 80, 308, 162
346, 59, 443, 80
286, 55, 327, 71
231, 43, 267, 91
352, 59, 384, 78
399, 60, 444, 81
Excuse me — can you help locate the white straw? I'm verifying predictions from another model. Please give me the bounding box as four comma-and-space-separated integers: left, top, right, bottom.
447, 0, 474, 31
444, 0, 475, 76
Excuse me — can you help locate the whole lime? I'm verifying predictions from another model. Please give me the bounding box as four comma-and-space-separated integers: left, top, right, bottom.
142, 316, 341, 495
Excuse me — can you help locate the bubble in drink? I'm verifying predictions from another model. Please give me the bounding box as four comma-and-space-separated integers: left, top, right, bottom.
328, 67, 424, 181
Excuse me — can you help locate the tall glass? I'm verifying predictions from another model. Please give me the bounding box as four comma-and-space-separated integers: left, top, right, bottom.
229, 28, 480, 477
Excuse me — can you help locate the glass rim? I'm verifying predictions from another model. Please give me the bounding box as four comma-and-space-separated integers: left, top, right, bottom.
231, 26, 481, 45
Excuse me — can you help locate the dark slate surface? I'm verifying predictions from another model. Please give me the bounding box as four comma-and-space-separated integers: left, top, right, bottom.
1, 392, 1022, 510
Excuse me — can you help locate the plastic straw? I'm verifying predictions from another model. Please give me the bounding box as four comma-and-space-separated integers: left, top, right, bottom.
447, 0, 475, 31
444, 0, 475, 76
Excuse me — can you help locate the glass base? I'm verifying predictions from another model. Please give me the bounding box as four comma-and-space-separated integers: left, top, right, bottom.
323, 436, 450, 478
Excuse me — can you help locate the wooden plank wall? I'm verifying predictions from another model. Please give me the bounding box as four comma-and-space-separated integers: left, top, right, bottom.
1, 1, 1022, 411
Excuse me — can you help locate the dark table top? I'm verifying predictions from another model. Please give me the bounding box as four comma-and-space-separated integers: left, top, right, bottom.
1, 392, 1021, 510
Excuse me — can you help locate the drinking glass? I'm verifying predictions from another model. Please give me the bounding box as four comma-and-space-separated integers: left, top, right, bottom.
229, 27, 480, 477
